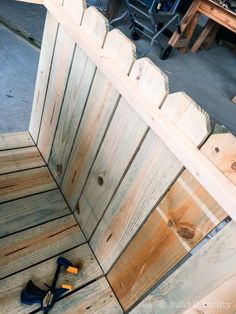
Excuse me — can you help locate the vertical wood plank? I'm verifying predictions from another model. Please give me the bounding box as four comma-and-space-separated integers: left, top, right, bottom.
37, 0, 85, 161
179, 12, 200, 54
0, 147, 44, 175
90, 92, 211, 273
108, 210, 188, 310
201, 133, 236, 185
29, 5, 62, 142
48, 7, 108, 185
108, 133, 236, 310
42, 0, 236, 219
191, 19, 216, 53
78, 58, 168, 239
130, 221, 236, 314
62, 29, 136, 210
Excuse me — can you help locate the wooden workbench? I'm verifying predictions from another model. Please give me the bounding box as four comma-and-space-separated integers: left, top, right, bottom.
169, 0, 236, 53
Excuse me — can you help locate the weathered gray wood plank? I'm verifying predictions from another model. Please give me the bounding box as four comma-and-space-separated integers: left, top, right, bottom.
90, 93, 211, 273
0, 132, 33, 151
37, 0, 85, 161
29, 5, 62, 142
0, 190, 70, 237
0, 215, 86, 279
0, 244, 102, 313
0, 167, 57, 203
0, 147, 44, 175
62, 29, 136, 210
48, 7, 108, 185
78, 58, 168, 239
51, 277, 123, 314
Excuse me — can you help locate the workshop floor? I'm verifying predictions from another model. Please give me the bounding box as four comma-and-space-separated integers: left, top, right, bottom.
0, 0, 235, 135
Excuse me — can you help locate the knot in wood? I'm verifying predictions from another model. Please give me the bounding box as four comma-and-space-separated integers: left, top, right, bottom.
231, 162, 236, 171
177, 226, 195, 239
56, 164, 63, 175
167, 219, 174, 227
98, 176, 104, 186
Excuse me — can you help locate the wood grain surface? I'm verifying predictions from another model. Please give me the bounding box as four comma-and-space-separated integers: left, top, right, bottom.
51, 277, 123, 314
0, 215, 86, 279
44, 0, 236, 221
78, 58, 168, 239
0, 244, 102, 313
0, 167, 57, 203
130, 221, 236, 314
62, 29, 136, 210
107, 133, 236, 310
0, 147, 44, 175
37, 0, 85, 161
0, 132, 33, 150
0, 190, 70, 238
49, 7, 108, 185
29, 3, 63, 141
90, 93, 211, 273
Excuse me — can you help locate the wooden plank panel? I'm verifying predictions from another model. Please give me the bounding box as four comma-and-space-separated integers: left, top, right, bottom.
90, 93, 211, 273
184, 274, 236, 314
0, 167, 57, 203
0, 147, 44, 175
48, 7, 108, 185
0, 244, 102, 313
0, 190, 70, 238
0, 132, 33, 151
62, 29, 136, 210
108, 210, 187, 310
0, 215, 86, 279
198, 1, 236, 33
130, 221, 236, 314
29, 5, 62, 142
78, 58, 168, 239
51, 277, 123, 314
201, 133, 236, 185
179, 12, 200, 54
37, 0, 85, 161
43, 0, 236, 221
108, 133, 236, 310
191, 19, 216, 53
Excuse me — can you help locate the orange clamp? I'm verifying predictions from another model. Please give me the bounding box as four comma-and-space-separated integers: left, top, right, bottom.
61, 284, 73, 291
67, 266, 79, 275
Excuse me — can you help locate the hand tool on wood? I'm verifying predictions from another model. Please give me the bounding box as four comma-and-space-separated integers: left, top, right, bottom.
21, 257, 79, 313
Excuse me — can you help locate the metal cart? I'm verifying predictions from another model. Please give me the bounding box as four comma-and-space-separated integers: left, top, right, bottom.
111, 0, 182, 59
87, 0, 108, 15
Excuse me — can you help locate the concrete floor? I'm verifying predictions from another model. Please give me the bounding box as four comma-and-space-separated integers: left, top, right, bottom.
0, 1, 235, 134
0, 0, 46, 45
0, 0, 46, 133
0, 24, 39, 133
117, 17, 236, 135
